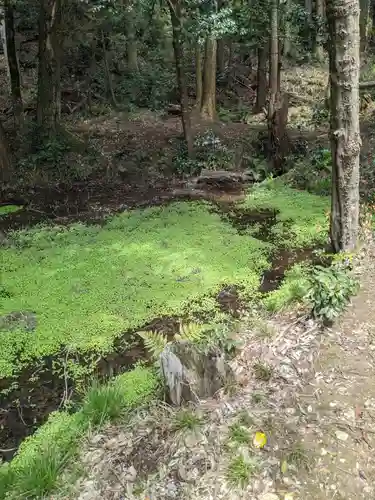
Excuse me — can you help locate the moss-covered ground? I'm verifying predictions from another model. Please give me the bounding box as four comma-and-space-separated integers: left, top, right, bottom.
0, 182, 329, 380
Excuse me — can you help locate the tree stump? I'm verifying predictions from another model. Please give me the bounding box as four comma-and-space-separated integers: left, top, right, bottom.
159, 341, 234, 406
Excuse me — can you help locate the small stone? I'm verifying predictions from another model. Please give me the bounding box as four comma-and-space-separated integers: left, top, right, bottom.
259, 494, 279, 500
335, 430, 349, 441
124, 465, 137, 482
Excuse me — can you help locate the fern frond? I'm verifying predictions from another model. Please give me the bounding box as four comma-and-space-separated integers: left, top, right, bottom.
175, 322, 205, 343
138, 330, 169, 360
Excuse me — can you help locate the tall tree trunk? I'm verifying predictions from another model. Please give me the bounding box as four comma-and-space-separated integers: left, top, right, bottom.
195, 43, 203, 107
268, 0, 278, 128
359, 0, 369, 52
0, 120, 11, 183
36, 0, 63, 135
168, 0, 194, 157
102, 31, 118, 108
126, 16, 138, 72
4, 0, 23, 127
217, 39, 225, 74
305, 0, 313, 50
315, 0, 325, 60
283, 0, 291, 57
327, 0, 361, 252
254, 43, 268, 113
0, 7, 10, 84
201, 36, 217, 121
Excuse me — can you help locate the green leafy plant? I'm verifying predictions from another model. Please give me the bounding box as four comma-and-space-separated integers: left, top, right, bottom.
227, 454, 259, 488
306, 264, 359, 322
229, 423, 251, 444
173, 409, 203, 431
139, 322, 207, 367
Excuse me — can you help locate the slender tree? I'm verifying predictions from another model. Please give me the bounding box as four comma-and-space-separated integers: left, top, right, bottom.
254, 42, 268, 112
0, 120, 11, 183
359, 0, 369, 52
201, 35, 217, 120
195, 43, 203, 107
4, 0, 23, 127
268, 0, 278, 128
36, 0, 63, 134
327, 0, 361, 252
168, 0, 194, 156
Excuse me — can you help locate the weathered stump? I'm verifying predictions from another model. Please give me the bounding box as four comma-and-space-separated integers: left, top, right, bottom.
159, 341, 234, 405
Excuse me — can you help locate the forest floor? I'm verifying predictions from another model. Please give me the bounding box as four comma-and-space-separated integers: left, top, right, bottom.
55, 244, 375, 500
1, 62, 375, 499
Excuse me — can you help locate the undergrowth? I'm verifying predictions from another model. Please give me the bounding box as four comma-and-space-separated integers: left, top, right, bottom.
0, 181, 329, 381
239, 180, 330, 247
0, 366, 158, 499
0, 201, 270, 378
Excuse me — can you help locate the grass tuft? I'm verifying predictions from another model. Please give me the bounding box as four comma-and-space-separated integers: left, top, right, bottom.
229, 423, 251, 444
253, 361, 273, 382
0, 366, 158, 499
227, 454, 259, 488
174, 410, 203, 431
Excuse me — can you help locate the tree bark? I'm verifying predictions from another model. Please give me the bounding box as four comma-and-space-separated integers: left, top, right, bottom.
0, 120, 11, 183
315, 0, 326, 61
305, 0, 313, 50
4, 0, 23, 128
327, 0, 361, 252
359, 0, 369, 52
195, 43, 203, 107
268, 0, 278, 132
168, 0, 194, 157
254, 43, 268, 113
36, 0, 63, 135
102, 31, 118, 108
217, 39, 225, 74
126, 13, 139, 72
201, 36, 217, 121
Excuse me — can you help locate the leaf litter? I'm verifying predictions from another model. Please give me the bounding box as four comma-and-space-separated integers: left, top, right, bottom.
55, 244, 375, 500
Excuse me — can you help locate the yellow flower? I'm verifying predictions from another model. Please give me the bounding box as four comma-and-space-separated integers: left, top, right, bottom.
253, 431, 267, 449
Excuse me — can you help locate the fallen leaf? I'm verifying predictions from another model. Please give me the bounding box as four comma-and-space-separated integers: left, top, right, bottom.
284, 494, 294, 500
335, 430, 349, 442
253, 431, 267, 449
280, 459, 288, 474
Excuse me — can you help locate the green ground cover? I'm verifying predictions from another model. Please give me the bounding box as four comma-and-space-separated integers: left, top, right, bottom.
0, 182, 329, 379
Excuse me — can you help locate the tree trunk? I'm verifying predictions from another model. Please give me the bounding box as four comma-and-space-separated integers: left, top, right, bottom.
254, 43, 268, 113
36, 0, 63, 135
4, 0, 23, 128
327, 0, 361, 252
102, 31, 118, 108
359, 0, 369, 52
283, 0, 291, 57
201, 36, 217, 121
268, 0, 278, 132
126, 14, 138, 72
305, 0, 313, 50
168, 0, 194, 157
195, 43, 203, 107
315, 0, 325, 61
0, 120, 11, 183
217, 39, 225, 74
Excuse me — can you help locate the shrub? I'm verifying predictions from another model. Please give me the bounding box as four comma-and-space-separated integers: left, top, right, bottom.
306, 264, 359, 322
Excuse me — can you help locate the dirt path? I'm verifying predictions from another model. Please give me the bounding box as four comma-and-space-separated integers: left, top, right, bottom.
293, 247, 375, 499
